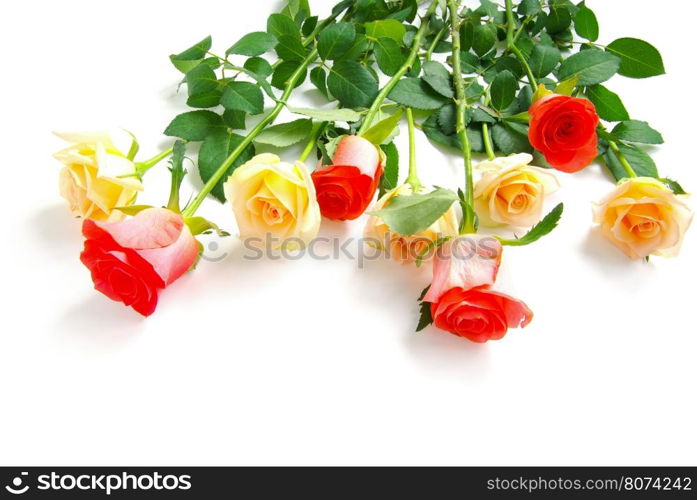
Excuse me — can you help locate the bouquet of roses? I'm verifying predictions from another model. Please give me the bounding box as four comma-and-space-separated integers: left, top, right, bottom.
54, 0, 691, 342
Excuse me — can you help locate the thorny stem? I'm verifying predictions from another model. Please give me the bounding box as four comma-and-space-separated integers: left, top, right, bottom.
448, 0, 476, 234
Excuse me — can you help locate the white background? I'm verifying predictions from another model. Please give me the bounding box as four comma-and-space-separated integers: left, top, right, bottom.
1, 0, 695, 466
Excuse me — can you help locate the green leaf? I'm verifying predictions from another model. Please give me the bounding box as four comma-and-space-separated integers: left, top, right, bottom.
223, 109, 246, 130
518, 0, 542, 16
362, 109, 403, 145
281, 0, 310, 21
606, 38, 665, 79
276, 34, 308, 61
491, 122, 532, 155
244, 57, 273, 78
612, 120, 664, 145
546, 7, 571, 34
661, 178, 687, 195
557, 50, 621, 86
318, 22, 356, 60
459, 51, 481, 73
498, 203, 564, 246
585, 84, 629, 122
254, 119, 313, 147
365, 19, 406, 44
379, 142, 399, 198
338, 34, 370, 61
490, 70, 517, 111
368, 188, 459, 236
226, 31, 278, 57
374, 37, 405, 76
472, 24, 496, 57
388, 77, 446, 111
187, 91, 222, 109
289, 106, 361, 123
554, 76, 579, 96
416, 292, 434, 332
272, 61, 307, 90
170, 36, 212, 74
574, 6, 599, 42
460, 21, 475, 51
422, 114, 459, 150
309, 66, 328, 97
186, 63, 218, 97
267, 13, 301, 41
605, 143, 658, 180
302, 16, 318, 37
327, 61, 378, 108
164, 111, 223, 141
437, 104, 457, 134
221, 82, 264, 115
421, 61, 454, 98
529, 44, 561, 78
198, 131, 256, 202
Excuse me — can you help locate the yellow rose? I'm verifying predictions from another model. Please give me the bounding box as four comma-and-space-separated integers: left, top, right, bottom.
474, 153, 559, 227
593, 177, 693, 259
364, 185, 459, 265
54, 130, 143, 221
223, 153, 320, 249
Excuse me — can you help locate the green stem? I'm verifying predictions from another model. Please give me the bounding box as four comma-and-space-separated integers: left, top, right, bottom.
482, 90, 496, 160
598, 125, 637, 179
182, 48, 319, 217
448, 0, 476, 234
405, 108, 423, 192
299, 121, 327, 163
425, 24, 447, 61
357, 0, 440, 135
135, 146, 174, 177
481, 123, 495, 161
505, 0, 537, 89
608, 140, 637, 179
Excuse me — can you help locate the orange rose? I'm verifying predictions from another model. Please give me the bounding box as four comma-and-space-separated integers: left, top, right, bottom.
593, 177, 693, 259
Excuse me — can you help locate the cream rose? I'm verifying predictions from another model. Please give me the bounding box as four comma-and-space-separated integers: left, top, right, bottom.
364, 185, 459, 265
54, 130, 143, 221
223, 153, 321, 249
593, 177, 693, 259
474, 153, 559, 227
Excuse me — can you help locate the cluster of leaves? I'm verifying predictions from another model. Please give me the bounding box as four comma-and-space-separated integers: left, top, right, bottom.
163, 0, 432, 201
404, 0, 680, 191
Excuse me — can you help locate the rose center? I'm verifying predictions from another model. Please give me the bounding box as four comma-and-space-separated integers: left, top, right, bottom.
261, 201, 287, 226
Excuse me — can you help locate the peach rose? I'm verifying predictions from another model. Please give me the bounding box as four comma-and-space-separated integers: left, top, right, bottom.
223, 153, 321, 250
474, 154, 559, 228
364, 185, 459, 264
593, 177, 693, 259
54, 130, 143, 221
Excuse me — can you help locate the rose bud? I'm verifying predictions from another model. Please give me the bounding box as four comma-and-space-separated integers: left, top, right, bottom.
54, 130, 143, 221
80, 208, 199, 316
311, 135, 383, 221
474, 153, 559, 227
423, 236, 532, 343
364, 185, 459, 264
528, 94, 600, 173
224, 153, 321, 250
593, 177, 693, 259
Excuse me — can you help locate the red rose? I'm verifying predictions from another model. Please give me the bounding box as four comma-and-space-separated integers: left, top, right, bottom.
430, 287, 533, 343
80, 208, 199, 316
312, 135, 382, 220
528, 94, 600, 173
